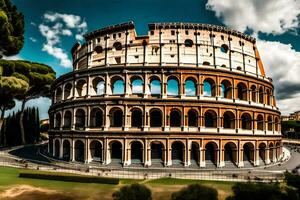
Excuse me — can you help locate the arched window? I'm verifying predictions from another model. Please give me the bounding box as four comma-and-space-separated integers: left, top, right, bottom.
150, 109, 162, 127
268, 116, 273, 131
131, 78, 143, 94
92, 78, 105, 95
184, 39, 193, 47
188, 110, 198, 127
76, 80, 87, 97
112, 79, 124, 95
237, 82, 247, 101
94, 45, 103, 53
64, 83, 72, 100
63, 111, 72, 128
90, 108, 103, 128
251, 85, 257, 102
110, 108, 123, 127
274, 117, 279, 132
131, 109, 143, 127
241, 113, 252, 130
266, 89, 271, 105
257, 115, 264, 131
203, 79, 215, 97
167, 78, 179, 96
55, 113, 61, 128
75, 109, 85, 128
56, 88, 62, 102
223, 111, 235, 129
113, 42, 122, 50
220, 80, 232, 99
150, 79, 161, 95
220, 44, 229, 53
204, 110, 217, 128
170, 109, 181, 127
259, 87, 264, 104
185, 79, 196, 96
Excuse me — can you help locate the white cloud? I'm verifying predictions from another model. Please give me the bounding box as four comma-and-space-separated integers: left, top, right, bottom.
3, 54, 22, 60
206, 0, 300, 34
39, 12, 88, 68
29, 37, 37, 43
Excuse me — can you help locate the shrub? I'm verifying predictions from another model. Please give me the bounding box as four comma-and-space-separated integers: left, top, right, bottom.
171, 184, 218, 200
19, 172, 119, 184
112, 183, 152, 200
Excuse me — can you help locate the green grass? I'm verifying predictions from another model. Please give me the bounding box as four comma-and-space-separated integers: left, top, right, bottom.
0, 166, 234, 200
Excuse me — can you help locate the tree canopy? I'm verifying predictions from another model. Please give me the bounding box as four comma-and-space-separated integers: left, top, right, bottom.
112, 183, 152, 200
0, 0, 24, 57
171, 184, 218, 200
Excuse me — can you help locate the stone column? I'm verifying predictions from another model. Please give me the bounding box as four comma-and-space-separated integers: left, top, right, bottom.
254, 148, 260, 166
124, 139, 130, 166
71, 140, 75, 162
265, 148, 270, 164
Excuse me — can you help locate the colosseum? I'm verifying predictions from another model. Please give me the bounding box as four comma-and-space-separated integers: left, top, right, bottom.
48, 22, 282, 168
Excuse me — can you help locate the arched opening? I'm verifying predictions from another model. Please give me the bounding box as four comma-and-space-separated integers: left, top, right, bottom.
54, 140, 60, 158
167, 78, 179, 96
256, 114, 264, 131
94, 45, 103, 53
237, 82, 247, 101
49, 139, 53, 156
204, 110, 217, 128
220, 44, 229, 53
113, 42, 122, 50
185, 79, 196, 96
251, 85, 257, 102
112, 78, 125, 95
131, 109, 143, 127
276, 142, 281, 160
188, 110, 198, 127
56, 88, 62, 102
151, 142, 164, 164
62, 140, 70, 161
63, 111, 72, 129
90, 108, 103, 128
110, 108, 123, 127
131, 78, 143, 94
184, 39, 193, 47
64, 83, 72, 100
170, 109, 181, 127
220, 80, 232, 99
75, 109, 85, 129
274, 117, 279, 131
92, 78, 105, 95
269, 143, 274, 162
76, 80, 87, 97
150, 109, 162, 127
55, 113, 61, 128
172, 141, 184, 164
131, 141, 143, 164
266, 89, 271, 105
75, 140, 84, 162
224, 142, 237, 165
259, 143, 266, 164
90, 140, 102, 162
243, 142, 254, 165
150, 79, 161, 95
241, 113, 252, 130
191, 142, 200, 165
205, 142, 218, 166
110, 141, 122, 163
223, 111, 235, 129
267, 116, 273, 131
259, 87, 264, 104
203, 79, 215, 97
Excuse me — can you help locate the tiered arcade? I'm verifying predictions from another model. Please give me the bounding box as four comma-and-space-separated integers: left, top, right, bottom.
48, 22, 282, 168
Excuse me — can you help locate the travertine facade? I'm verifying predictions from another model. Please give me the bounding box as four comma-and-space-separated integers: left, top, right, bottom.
48, 22, 282, 168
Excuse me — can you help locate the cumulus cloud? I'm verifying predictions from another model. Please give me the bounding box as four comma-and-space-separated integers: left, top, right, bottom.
39, 12, 88, 68
206, 0, 300, 34
257, 40, 300, 114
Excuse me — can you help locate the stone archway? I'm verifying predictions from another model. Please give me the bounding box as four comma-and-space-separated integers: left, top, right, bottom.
131, 141, 143, 164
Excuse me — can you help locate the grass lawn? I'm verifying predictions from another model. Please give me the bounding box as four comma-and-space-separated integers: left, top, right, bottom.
0, 166, 234, 200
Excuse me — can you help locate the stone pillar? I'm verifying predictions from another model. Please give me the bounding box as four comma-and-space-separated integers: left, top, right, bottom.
144, 73, 150, 97
200, 147, 206, 167
238, 142, 244, 167
167, 140, 172, 166
124, 139, 130, 166
104, 139, 111, 165
254, 148, 260, 166
265, 148, 270, 164
219, 148, 225, 167
71, 140, 75, 162
125, 73, 130, 97
104, 106, 110, 131
86, 139, 91, 163
124, 105, 129, 131
186, 141, 191, 166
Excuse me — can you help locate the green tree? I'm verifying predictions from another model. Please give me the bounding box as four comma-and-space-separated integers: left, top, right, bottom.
0, 0, 24, 57
1, 60, 55, 144
171, 184, 218, 200
112, 183, 152, 200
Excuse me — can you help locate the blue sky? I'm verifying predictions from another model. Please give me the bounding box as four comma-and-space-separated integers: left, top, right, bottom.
6, 0, 300, 118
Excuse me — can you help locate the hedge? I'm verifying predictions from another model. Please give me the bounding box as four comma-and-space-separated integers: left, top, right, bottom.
19, 172, 119, 184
